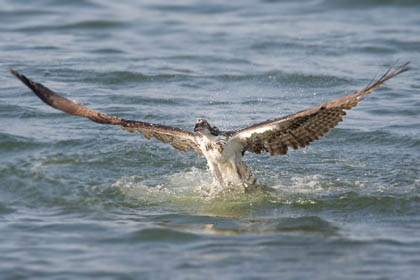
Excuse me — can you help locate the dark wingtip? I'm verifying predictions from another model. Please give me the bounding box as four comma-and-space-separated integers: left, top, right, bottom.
391, 61, 410, 77
362, 61, 410, 94
10, 69, 33, 89
9, 69, 58, 107
399, 61, 410, 73
10, 69, 23, 79
386, 61, 410, 81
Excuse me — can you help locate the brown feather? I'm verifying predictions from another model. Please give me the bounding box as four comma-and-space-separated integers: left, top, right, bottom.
232, 62, 409, 156
10, 70, 202, 155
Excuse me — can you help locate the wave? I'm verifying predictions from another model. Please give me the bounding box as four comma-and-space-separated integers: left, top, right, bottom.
15, 20, 125, 33
0, 132, 44, 152
333, 128, 420, 149
323, 0, 420, 8
146, 3, 237, 15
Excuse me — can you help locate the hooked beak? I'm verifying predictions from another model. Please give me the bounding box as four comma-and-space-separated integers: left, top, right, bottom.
194, 123, 203, 132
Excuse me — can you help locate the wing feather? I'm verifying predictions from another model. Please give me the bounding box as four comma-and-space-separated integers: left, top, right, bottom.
230, 62, 409, 156
10, 70, 202, 155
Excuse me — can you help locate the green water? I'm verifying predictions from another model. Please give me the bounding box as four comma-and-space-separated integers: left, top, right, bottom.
1, 0, 419, 279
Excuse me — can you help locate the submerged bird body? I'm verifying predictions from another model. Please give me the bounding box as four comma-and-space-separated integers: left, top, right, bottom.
195, 129, 257, 190
10, 63, 409, 192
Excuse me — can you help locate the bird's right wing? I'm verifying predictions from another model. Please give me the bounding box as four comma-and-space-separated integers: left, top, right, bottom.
228, 62, 409, 156
10, 70, 202, 156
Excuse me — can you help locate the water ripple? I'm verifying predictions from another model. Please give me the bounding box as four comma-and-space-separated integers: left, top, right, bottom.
15, 20, 126, 33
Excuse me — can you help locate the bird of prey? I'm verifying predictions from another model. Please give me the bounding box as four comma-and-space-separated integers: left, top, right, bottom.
10, 63, 408, 191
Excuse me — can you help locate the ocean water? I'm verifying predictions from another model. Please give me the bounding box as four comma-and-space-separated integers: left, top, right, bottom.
1, 0, 419, 279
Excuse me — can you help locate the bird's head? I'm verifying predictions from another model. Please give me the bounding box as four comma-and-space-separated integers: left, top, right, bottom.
194, 118, 220, 136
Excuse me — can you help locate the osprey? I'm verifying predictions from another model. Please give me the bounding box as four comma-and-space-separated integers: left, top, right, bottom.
10, 63, 408, 191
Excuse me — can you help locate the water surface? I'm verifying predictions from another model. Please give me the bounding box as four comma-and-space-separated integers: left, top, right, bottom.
1, 0, 419, 279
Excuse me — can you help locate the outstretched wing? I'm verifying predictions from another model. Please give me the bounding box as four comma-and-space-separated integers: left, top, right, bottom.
10, 70, 202, 155
230, 62, 409, 156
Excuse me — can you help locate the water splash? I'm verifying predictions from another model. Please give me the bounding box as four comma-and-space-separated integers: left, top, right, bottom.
112, 168, 275, 217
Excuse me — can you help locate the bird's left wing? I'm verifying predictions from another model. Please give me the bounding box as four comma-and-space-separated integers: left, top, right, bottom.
229, 62, 409, 156
10, 70, 202, 155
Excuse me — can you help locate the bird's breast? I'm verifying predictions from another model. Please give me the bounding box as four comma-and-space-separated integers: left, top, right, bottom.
205, 142, 223, 153
199, 136, 229, 162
